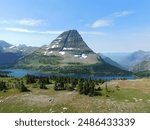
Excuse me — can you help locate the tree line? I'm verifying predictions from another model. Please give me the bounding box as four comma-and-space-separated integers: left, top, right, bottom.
0, 74, 105, 96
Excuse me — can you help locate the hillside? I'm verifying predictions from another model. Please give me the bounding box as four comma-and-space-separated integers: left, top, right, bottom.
0, 40, 12, 48
0, 40, 37, 68
15, 30, 130, 76
99, 53, 124, 70
119, 50, 150, 69
0, 52, 23, 68
131, 58, 150, 72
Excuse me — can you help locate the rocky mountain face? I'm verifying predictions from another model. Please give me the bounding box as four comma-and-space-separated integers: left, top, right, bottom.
15, 30, 130, 76
48, 30, 94, 54
39, 30, 101, 65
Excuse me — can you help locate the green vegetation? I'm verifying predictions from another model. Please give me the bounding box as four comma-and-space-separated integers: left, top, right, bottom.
0, 80, 7, 91
0, 71, 9, 77
19, 81, 29, 92
0, 74, 102, 96
0, 75, 150, 113
15, 52, 63, 69
14, 50, 131, 76
135, 70, 150, 77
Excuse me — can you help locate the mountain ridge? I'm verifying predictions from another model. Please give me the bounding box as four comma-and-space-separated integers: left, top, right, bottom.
0, 40, 12, 48
0, 40, 37, 68
14, 30, 130, 76
99, 53, 125, 70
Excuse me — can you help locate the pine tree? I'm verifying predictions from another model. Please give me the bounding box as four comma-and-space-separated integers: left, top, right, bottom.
54, 80, 65, 90
83, 81, 89, 95
25, 75, 36, 84
78, 80, 84, 94
19, 81, 29, 92
39, 82, 47, 89
0, 81, 7, 91
89, 82, 95, 96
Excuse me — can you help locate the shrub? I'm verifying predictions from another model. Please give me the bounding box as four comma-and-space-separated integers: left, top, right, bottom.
54, 82, 66, 91
39, 83, 48, 89
19, 81, 30, 92
0, 81, 7, 91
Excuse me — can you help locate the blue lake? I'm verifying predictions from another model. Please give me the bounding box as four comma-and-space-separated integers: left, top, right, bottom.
1, 69, 137, 80
1, 69, 49, 78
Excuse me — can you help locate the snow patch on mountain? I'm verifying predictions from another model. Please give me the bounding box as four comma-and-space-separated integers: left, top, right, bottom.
63, 47, 74, 50
74, 55, 80, 57
81, 54, 87, 59
9, 45, 16, 49
59, 51, 65, 55
44, 51, 46, 55
57, 37, 62, 40
51, 45, 59, 48
44, 50, 53, 55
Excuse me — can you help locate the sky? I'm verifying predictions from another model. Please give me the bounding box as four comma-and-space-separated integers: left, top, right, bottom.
0, 0, 150, 53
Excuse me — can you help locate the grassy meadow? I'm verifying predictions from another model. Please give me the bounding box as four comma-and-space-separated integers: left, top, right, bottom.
0, 77, 150, 113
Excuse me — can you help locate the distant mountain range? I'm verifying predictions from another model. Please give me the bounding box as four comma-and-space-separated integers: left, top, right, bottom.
129, 51, 150, 72
1, 30, 150, 74
118, 50, 150, 69
103, 50, 150, 73
14, 30, 130, 76
0, 40, 37, 68
102, 52, 131, 64
0, 40, 12, 48
98, 53, 125, 70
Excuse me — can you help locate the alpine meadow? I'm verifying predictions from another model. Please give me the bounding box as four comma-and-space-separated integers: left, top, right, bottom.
0, 0, 150, 113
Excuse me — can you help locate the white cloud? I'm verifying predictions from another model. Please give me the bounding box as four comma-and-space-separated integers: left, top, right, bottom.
113, 11, 133, 17
0, 18, 46, 26
40, 31, 63, 34
80, 31, 106, 35
16, 19, 46, 26
90, 10, 133, 28
91, 19, 112, 28
5, 27, 37, 33
4, 27, 105, 36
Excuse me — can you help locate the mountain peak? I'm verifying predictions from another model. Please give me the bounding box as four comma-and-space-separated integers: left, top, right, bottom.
67, 29, 78, 33
47, 29, 94, 55
15, 29, 129, 76
0, 40, 12, 48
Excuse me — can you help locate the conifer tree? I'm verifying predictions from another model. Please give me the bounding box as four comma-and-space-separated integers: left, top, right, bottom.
0, 81, 7, 91
89, 82, 95, 96
78, 80, 84, 94
19, 81, 29, 92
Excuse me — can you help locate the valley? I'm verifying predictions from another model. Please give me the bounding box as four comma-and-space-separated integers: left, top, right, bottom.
1, 30, 150, 113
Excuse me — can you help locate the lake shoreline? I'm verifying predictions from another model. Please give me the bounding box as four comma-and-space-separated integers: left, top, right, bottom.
1, 69, 137, 80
